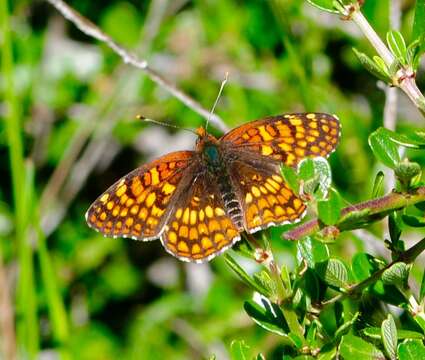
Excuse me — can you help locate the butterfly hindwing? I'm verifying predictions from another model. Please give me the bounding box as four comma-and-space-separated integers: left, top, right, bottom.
229, 159, 306, 233
86, 151, 194, 240
161, 172, 240, 263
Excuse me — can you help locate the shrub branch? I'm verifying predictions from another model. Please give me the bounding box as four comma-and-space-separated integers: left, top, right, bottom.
284, 186, 425, 241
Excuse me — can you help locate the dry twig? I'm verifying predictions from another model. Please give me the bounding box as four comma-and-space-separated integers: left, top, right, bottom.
46, 0, 228, 132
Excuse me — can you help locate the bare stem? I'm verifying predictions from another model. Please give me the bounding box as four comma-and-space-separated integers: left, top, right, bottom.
348, 7, 425, 117
283, 187, 425, 241
46, 0, 228, 132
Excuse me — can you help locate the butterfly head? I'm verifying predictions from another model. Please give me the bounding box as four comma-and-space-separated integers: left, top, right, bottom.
195, 126, 218, 147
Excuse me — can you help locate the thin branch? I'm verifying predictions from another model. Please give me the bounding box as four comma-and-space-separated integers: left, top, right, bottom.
283, 187, 425, 241
321, 236, 425, 306
46, 0, 228, 132
347, 5, 425, 117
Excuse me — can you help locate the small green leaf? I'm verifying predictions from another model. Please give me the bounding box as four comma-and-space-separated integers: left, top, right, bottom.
369, 129, 401, 168
371, 171, 385, 198
306, 0, 339, 13
402, 214, 425, 228
316, 258, 348, 288
412, 0, 425, 44
398, 339, 425, 360
389, 212, 402, 245
339, 334, 385, 360
312, 157, 332, 198
387, 30, 408, 66
299, 158, 315, 180
281, 165, 299, 194
363, 327, 424, 340
351, 253, 379, 282
225, 255, 270, 296
317, 188, 342, 225
297, 236, 329, 268
334, 312, 359, 341
375, 128, 425, 149
382, 262, 409, 288
253, 271, 277, 298
352, 48, 392, 82
230, 340, 251, 360
382, 314, 398, 360
244, 297, 289, 337
407, 39, 423, 70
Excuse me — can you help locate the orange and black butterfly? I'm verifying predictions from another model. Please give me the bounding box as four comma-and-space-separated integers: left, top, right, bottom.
86, 113, 340, 263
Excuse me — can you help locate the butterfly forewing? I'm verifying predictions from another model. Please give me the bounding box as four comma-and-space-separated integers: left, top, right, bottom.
221, 113, 340, 166
86, 151, 194, 240
161, 173, 240, 262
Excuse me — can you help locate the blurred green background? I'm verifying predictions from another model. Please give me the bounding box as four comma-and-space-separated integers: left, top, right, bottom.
1, 0, 425, 359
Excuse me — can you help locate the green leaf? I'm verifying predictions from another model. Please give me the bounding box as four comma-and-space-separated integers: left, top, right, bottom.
334, 312, 360, 342
402, 214, 425, 227
230, 340, 251, 360
363, 327, 424, 340
317, 188, 342, 225
369, 129, 401, 168
297, 236, 329, 268
381, 314, 398, 360
299, 158, 315, 180
281, 165, 299, 194
306, 0, 339, 13
351, 253, 379, 282
412, 0, 425, 43
398, 339, 425, 360
244, 297, 289, 337
389, 212, 402, 245
382, 262, 409, 288
316, 258, 348, 288
224, 255, 270, 296
387, 30, 408, 66
312, 157, 333, 198
352, 48, 391, 83
253, 271, 277, 298
373, 127, 425, 149
339, 334, 385, 360
371, 171, 385, 198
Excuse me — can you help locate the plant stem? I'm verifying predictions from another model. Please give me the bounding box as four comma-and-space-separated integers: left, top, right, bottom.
348, 7, 425, 117
284, 187, 425, 241
322, 236, 425, 306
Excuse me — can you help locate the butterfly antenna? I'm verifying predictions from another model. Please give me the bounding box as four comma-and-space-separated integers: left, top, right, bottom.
136, 115, 197, 135
205, 72, 229, 132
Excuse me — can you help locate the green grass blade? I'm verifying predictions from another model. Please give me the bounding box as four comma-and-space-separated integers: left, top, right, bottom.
1, 2, 39, 356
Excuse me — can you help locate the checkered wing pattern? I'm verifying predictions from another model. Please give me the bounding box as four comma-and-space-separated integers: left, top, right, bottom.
86, 151, 194, 240
229, 160, 306, 232
161, 174, 240, 263
221, 113, 340, 167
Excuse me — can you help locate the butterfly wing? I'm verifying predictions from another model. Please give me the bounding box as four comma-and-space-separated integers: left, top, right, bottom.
228, 157, 306, 233
221, 113, 340, 167
86, 151, 194, 240
161, 171, 241, 263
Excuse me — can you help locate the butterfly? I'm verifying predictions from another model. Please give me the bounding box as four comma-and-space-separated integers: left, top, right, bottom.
86, 113, 340, 263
